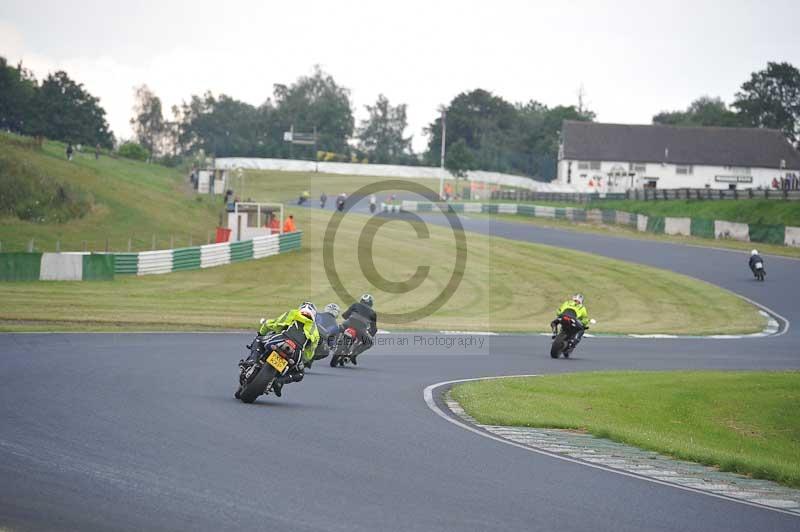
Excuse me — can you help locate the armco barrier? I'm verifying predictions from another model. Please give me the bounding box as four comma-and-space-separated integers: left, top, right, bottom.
664, 217, 691, 236
637, 214, 648, 232
1, 252, 113, 281
715, 221, 750, 242
0, 252, 42, 281
279, 231, 303, 252
172, 247, 201, 272
749, 224, 786, 245
82, 254, 115, 281
646, 216, 665, 234
201, 242, 231, 268
0, 233, 303, 282
786, 226, 800, 247
252, 234, 280, 259
114, 253, 139, 275
690, 218, 715, 239
40, 253, 83, 280
138, 250, 173, 276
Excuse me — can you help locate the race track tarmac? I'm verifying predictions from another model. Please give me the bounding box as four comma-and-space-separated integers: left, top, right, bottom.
1, 214, 798, 532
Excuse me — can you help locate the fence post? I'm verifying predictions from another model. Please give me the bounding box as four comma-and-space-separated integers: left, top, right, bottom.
128, 237, 132, 252
189, 234, 193, 247
170, 235, 174, 249
83, 240, 87, 252
152, 234, 156, 250
56, 240, 60, 252
207, 230, 211, 245
28, 239, 34, 252
105, 238, 109, 252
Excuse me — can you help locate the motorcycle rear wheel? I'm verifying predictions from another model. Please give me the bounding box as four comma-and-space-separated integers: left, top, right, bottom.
550, 333, 566, 358
238, 364, 277, 403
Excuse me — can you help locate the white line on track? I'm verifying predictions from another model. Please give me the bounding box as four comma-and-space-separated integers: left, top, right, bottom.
423, 375, 800, 518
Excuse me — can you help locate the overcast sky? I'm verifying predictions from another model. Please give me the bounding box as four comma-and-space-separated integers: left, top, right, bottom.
2, 0, 799, 152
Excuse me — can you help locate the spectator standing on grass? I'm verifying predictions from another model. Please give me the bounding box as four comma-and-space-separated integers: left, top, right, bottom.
66, 143, 74, 161
772, 177, 779, 189
95, 143, 100, 160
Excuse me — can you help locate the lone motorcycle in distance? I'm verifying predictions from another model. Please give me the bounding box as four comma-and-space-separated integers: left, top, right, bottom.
551, 311, 596, 359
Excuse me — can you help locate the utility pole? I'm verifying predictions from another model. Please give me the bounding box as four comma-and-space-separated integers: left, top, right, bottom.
439, 108, 447, 199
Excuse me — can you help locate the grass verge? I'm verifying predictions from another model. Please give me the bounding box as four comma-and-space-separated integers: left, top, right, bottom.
0, 208, 764, 333
451, 371, 800, 488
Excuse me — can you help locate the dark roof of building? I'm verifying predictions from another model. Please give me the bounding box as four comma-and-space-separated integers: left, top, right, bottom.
562, 121, 800, 169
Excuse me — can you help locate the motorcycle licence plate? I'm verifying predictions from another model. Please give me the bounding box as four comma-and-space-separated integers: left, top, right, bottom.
266, 351, 288, 372
755, 262, 763, 269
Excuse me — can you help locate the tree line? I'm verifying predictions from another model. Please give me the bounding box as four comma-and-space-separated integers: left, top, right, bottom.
2, 57, 799, 179
653, 62, 800, 146
0, 57, 114, 148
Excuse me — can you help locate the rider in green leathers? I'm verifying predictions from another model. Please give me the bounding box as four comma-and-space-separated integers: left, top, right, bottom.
551, 293, 591, 346
258, 302, 320, 396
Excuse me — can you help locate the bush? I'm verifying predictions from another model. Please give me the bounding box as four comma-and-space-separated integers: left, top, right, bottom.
0, 153, 93, 223
118, 142, 149, 161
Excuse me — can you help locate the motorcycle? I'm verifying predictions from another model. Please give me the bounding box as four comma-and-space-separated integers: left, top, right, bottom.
752, 260, 766, 281
330, 326, 365, 367
336, 197, 346, 212
298, 195, 307, 205
369, 202, 377, 214
306, 313, 341, 369
320, 196, 327, 209
235, 322, 306, 403
550, 311, 595, 359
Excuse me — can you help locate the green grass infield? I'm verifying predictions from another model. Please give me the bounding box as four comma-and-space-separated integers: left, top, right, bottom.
451, 371, 800, 488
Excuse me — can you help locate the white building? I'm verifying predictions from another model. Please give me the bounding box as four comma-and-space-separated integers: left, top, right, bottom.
557, 121, 800, 193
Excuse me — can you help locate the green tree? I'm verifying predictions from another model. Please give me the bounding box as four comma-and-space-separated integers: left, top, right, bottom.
130, 85, 165, 160
653, 96, 745, 127
445, 138, 476, 178
426, 89, 593, 179
0, 57, 38, 134
272, 65, 354, 157
33, 71, 114, 148
175, 92, 262, 157
357, 94, 412, 164
733, 62, 800, 146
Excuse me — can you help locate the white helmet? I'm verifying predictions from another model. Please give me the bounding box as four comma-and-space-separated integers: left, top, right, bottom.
751, 249, 759, 256
360, 293, 374, 307
572, 293, 584, 306
324, 303, 340, 318
299, 301, 317, 320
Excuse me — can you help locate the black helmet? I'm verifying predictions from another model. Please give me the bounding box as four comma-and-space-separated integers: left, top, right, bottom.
360, 293, 374, 307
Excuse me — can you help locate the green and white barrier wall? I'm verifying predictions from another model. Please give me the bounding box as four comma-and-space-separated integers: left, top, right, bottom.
0, 232, 303, 281
401, 201, 800, 248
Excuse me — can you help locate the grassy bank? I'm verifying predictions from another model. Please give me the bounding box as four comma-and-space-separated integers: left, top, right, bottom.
0, 208, 763, 334
0, 134, 220, 252
451, 371, 800, 488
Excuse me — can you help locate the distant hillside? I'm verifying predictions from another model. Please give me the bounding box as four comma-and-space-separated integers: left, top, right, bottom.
0, 133, 220, 252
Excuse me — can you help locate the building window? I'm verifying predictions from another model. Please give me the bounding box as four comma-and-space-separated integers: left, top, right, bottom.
577, 162, 589, 170
589, 161, 601, 170
676, 165, 693, 175
579, 174, 587, 179
629, 162, 646, 173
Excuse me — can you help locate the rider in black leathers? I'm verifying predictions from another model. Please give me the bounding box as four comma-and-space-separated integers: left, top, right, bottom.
749, 249, 765, 276
340, 294, 377, 364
